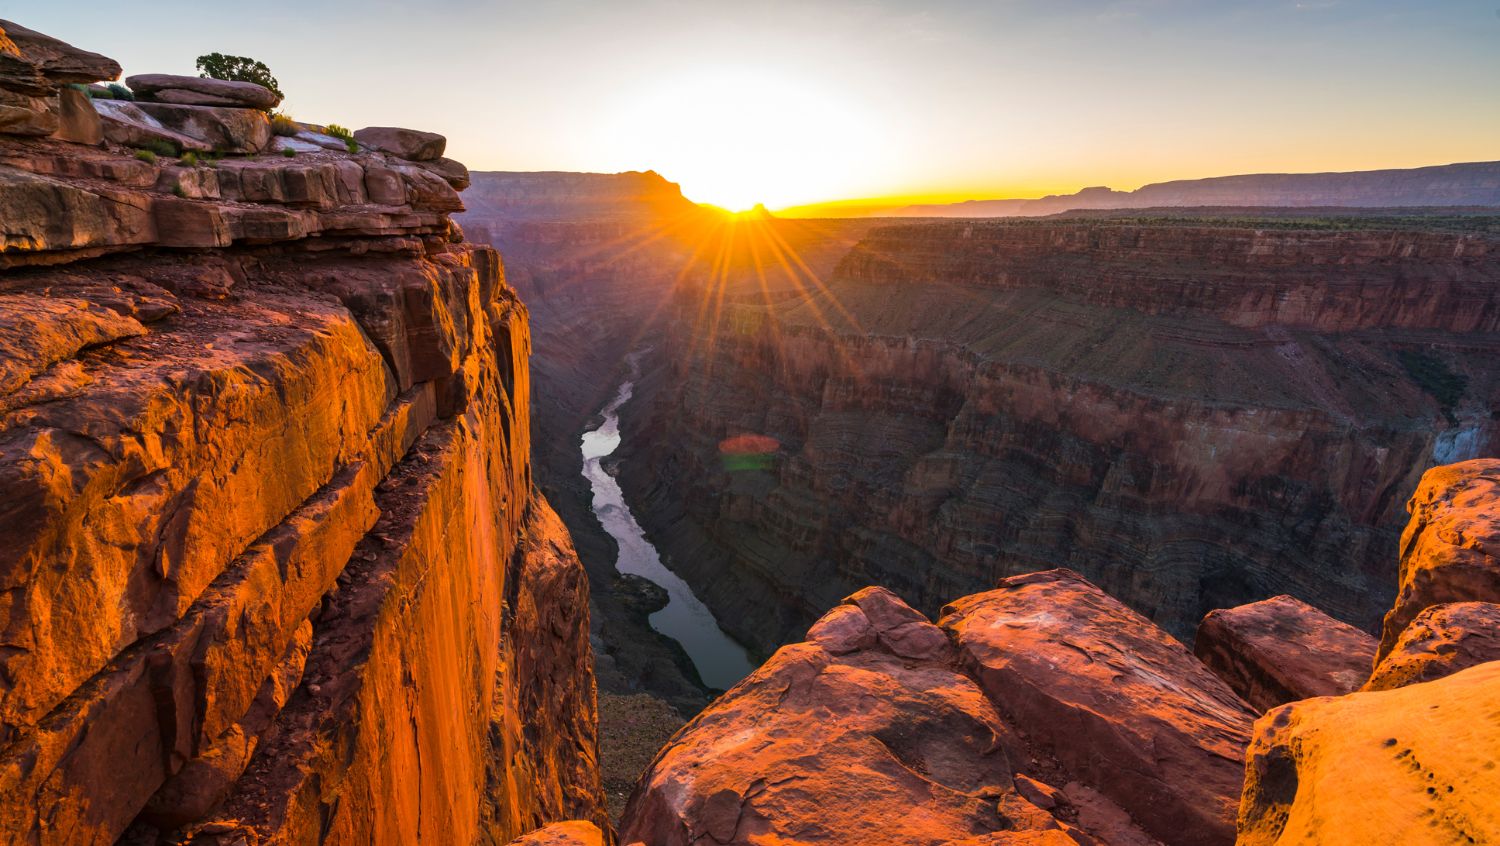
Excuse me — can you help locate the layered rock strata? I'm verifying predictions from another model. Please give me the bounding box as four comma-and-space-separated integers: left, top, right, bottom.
1193, 595, 1376, 711
0, 22, 603, 846
621, 220, 1500, 656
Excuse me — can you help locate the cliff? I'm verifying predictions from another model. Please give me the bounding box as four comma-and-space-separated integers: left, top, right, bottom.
619, 219, 1500, 655
0, 21, 604, 845
890, 160, 1500, 217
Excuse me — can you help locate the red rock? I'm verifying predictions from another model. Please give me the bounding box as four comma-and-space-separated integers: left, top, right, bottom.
50, 85, 101, 145
125, 73, 280, 110
133, 102, 272, 154
1238, 660, 1500, 845
1193, 594, 1376, 711
354, 125, 446, 161
940, 569, 1255, 846
0, 19, 120, 85
1364, 601, 1500, 691
93, 99, 213, 153
619, 588, 1066, 846
507, 820, 605, 846
1377, 459, 1500, 662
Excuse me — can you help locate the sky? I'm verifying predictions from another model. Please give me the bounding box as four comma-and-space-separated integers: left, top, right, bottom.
12, 0, 1500, 210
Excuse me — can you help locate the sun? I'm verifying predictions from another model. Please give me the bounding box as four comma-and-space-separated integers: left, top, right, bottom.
604, 67, 894, 212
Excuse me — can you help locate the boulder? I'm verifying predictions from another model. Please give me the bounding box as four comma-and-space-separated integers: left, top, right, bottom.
940, 569, 1256, 846
505, 821, 605, 846
1364, 601, 1500, 691
93, 99, 212, 152
418, 155, 471, 190
1377, 459, 1500, 662
125, 73, 280, 110
619, 587, 1081, 846
51, 85, 102, 145
1194, 594, 1376, 711
1239, 660, 1500, 846
354, 125, 445, 161
0, 19, 120, 85
0, 88, 56, 136
134, 102, 272, 154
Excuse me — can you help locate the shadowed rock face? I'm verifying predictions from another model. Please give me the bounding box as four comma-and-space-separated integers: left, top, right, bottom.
1194, 595, 1376, 712
0, 21, 604, 846
621, 574, 1254, 846
620, 220, 1500, 657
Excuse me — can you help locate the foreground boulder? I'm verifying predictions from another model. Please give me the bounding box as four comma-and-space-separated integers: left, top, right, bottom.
134, 101, 271, 153
619, 588, 1087, 846
1378, 459, 1500, 661
1365, 601, 1500, 691
621, 575, 1256, 846
125, 73, 280, 109
942, 570, 1255, 846
1239, 660, 1500, 845
1193, 594, 1376, 711
354, 125, 446, 160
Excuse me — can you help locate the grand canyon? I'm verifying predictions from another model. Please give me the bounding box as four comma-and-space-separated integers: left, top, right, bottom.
3, 8, 1500, 846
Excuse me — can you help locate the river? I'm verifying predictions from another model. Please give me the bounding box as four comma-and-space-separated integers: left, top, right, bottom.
580, 371, 756, 691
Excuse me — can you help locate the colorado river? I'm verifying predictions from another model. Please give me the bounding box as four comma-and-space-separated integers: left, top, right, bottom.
580, 371, 755, 691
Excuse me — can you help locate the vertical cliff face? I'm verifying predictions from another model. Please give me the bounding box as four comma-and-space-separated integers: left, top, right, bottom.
620, 220, 1500, 655
0, 22, 603, 846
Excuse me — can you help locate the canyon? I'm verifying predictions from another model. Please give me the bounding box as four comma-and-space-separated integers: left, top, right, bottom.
6, 17, 1500, 846
619, 217, 1500, 656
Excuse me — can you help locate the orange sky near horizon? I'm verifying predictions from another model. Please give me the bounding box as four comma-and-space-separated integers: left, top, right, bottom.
10, 1, 1500, 211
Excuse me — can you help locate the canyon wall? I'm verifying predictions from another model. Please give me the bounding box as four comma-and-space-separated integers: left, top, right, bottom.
0, 22, 603, 845
620, 220, 1500, 655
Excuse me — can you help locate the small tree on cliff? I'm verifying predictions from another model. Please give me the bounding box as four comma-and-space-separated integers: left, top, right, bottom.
195, 53, 283, 100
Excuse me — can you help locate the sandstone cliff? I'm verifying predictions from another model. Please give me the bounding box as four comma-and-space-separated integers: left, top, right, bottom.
0, 22, 603, 845
620, 219, 1500, 656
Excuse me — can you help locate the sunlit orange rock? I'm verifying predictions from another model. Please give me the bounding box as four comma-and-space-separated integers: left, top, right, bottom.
941, 569, 1255, 846
1364, 601, 1500, 692
618, 587, 1085, 846
1193, 594, 1376, 711
506, 820, 605, 846
1377, 459, 1500, 662
1239, 660, 1500, 845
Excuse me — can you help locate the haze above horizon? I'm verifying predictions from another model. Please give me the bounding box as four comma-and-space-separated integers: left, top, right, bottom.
13, 0, 1500, 211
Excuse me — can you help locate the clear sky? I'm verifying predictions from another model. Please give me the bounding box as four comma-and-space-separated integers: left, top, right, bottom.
11, 1, 1499, 210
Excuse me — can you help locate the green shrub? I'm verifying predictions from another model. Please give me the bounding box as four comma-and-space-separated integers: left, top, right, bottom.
134, 149, 157, 164
171, 184, 186, 198
179, 151, 199, 167
141, 138, 180, 158
195, 53, 283, 100
344, 137, 359, 154
107, 82, 134, 101
282, 147, 297, 158
324, 123, 354, 141
67, 82, 93, 98
270, 113, 298, 137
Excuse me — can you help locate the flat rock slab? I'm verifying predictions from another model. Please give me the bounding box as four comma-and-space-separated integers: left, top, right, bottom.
1378, 459, 1500, 661
1194, 594, 1376, 711
92, 98, 212, 152
0, 19, 120, 85
126, 73, 280, 110
354, 125, 445, 161
1240, 660, 1500, 846
1365, 601, 1500, 691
